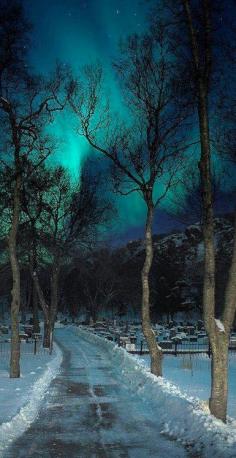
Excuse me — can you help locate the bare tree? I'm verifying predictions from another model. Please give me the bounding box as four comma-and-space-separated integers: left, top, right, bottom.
182, 0, 236, 424
22, 162, 112, 347
0, 2, 67, 376
69, 30, 189, 376
77, 248, 121, 322
156, 0, 236, 421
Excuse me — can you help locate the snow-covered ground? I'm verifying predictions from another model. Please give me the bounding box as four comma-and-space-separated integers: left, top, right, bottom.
1, 325, 236, 457
0, 341, 62, 455
77, 327, 236, 458
5, 326, 189, 458
139, 352, 236, 419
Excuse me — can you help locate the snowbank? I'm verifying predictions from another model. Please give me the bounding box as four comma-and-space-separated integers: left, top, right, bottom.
77, 327, 236, 458
0, 342, 62, 456
139, 352, 236, 420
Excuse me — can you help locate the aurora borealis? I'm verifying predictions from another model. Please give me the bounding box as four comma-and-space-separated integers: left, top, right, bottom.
21, 0, 159, 241
19, 0, 235, 243
23, 0, 147, 176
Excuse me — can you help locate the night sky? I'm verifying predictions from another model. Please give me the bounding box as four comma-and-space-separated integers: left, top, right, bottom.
20, 0, 234, 244
23, 0, 147, 169
21, 0, 160, 243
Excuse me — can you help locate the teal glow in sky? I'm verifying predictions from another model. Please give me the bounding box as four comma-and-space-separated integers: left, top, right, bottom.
22, 0, 158, 239
21, 0, 235, 241
24, 0, 147, 174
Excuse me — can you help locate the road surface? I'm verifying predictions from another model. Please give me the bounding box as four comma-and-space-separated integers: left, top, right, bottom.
5, 328, 191, 458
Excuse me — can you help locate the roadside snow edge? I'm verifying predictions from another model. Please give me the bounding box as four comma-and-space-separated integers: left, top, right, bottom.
0, 342, 62, 456
76, 327, 236, 458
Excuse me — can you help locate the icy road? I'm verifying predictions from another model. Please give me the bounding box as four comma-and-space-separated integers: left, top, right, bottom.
5, 327, 189, 458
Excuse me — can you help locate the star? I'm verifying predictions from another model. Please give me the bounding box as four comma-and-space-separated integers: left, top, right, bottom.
116, 9, 120, 15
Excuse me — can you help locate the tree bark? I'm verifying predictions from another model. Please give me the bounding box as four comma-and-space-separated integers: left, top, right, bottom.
43, 318, 52, 348
209, 335, 229, 421
182, 0, 232, 422
222, 217, 236, 333
141, 202, 163, 376
9, 174, 21, 378
198, 87, 215, 338
49, 262, 60, 351
198, 90, 236, 422
30, 267, 51, 348
32, 283, 40, 334
50, 263, 60, 327
210, 216, 236, 422
197, 83, 229, 420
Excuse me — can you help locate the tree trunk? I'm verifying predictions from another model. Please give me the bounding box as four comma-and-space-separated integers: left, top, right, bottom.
183, 0, 227, 420
166, 311, 170, 325
198, 87, 216, 332
91, 307, 97, 323
198, 88, 223, 418
43, 319, 52, 348
9, 174, 21, 378
50, 263, 60, 327
198, 91, 236, 422
21, 303, 26, 324
223, 216, 236, 333
33, 283, 40, 334
49, 262, 60, 352
197, 79, 236, 423
141, 202, 163, 376
30, 266, 50, 347
196, 82, 234, 422
209, 335, 229, 422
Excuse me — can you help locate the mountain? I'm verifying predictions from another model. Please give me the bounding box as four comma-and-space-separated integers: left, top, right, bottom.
115, 214, 235, 321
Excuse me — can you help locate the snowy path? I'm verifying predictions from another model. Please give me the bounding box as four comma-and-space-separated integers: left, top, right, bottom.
4, 328, 189, 458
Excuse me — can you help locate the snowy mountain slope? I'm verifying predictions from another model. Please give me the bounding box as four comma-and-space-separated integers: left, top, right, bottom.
116, 215, 234, 317
123, 215, 234, 262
